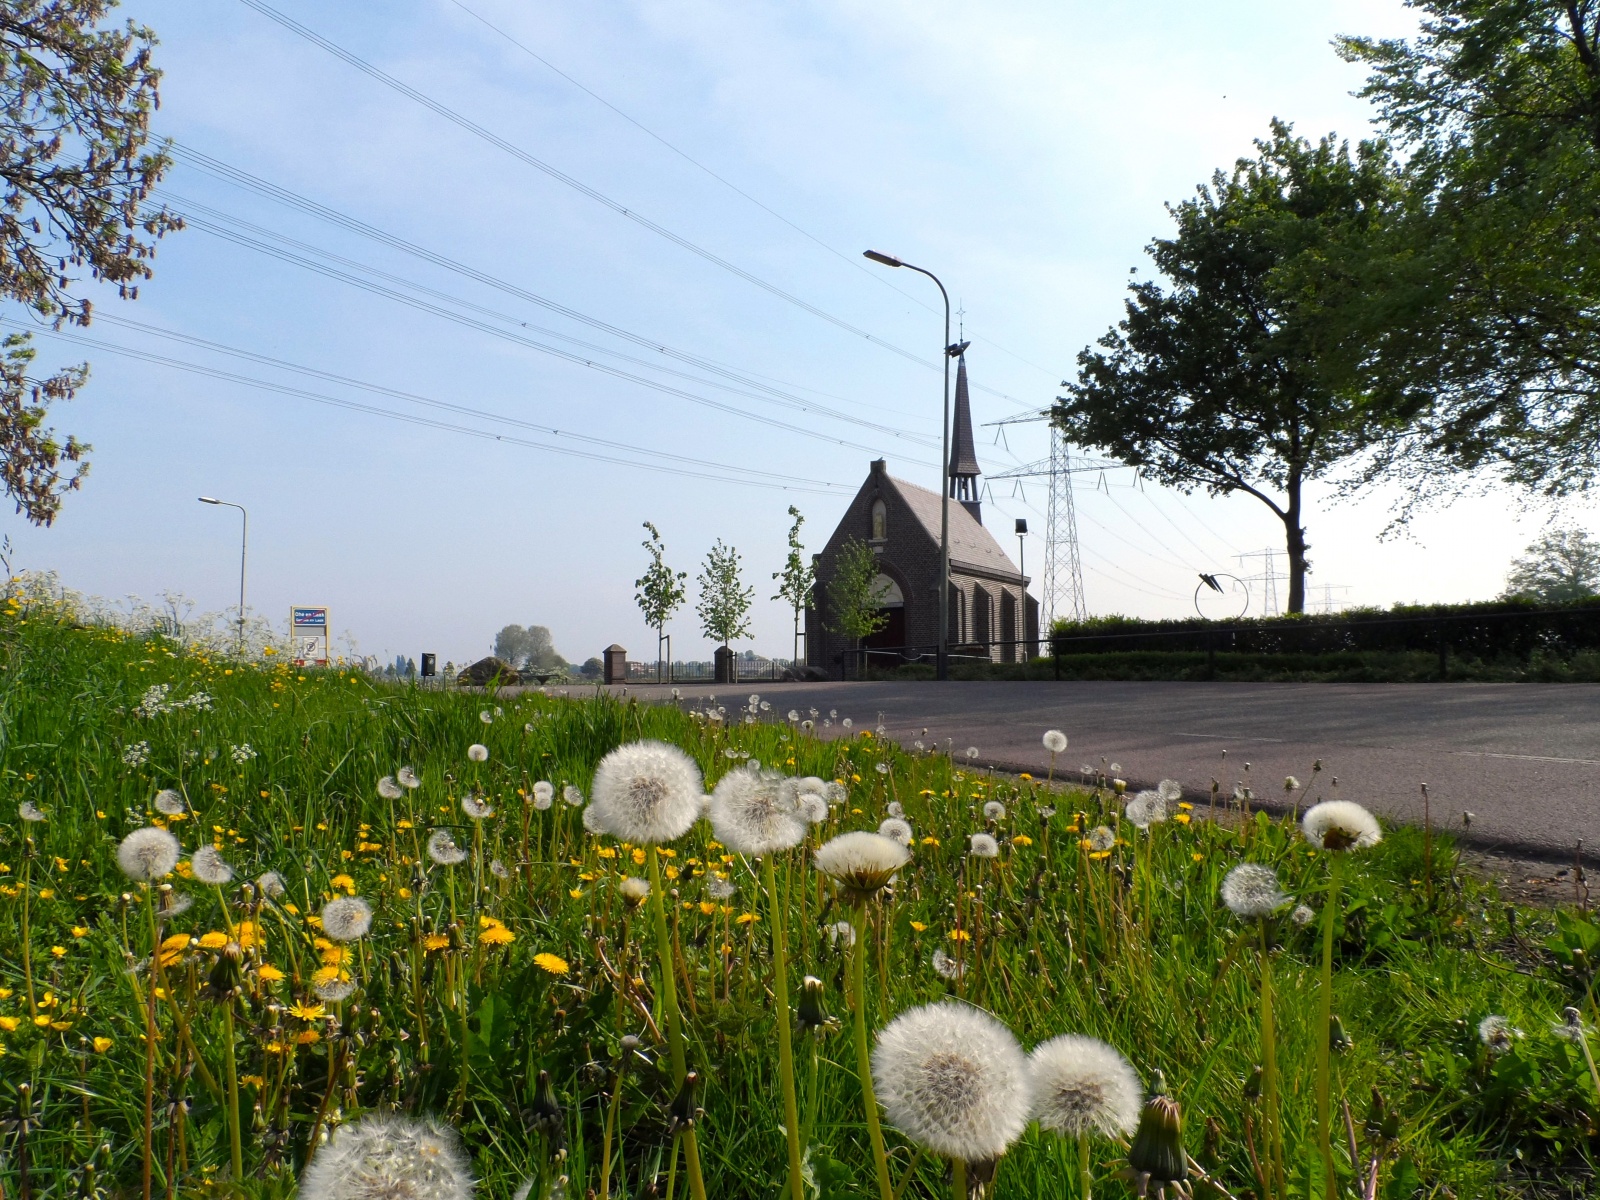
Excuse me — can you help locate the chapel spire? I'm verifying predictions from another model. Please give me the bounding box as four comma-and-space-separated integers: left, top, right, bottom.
948, 352, 982, 523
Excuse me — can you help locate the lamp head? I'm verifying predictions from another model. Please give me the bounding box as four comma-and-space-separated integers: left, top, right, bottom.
863, 250, 902, 268
1015, 519, 1028, 535
198, 496, 220, 505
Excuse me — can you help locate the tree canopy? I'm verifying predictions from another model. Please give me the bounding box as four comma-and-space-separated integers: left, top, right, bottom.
1056, 122, 1407, 613
696, 539, 752, 648
634, 521, 686, 638
1338, 2, 1600, 501
491, 624, 566, 671
0, 1, 180, 524
824, 538, 889, 647
1503, 526, 1600, 603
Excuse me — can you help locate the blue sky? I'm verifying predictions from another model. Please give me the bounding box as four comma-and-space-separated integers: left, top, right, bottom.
4, 0, 1585, 665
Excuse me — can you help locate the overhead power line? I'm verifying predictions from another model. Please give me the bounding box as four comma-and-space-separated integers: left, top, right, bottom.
166, 146, 939, 430
235, 0, 1034, 408
442, 0, 1060, 382
11, 318, 849, 493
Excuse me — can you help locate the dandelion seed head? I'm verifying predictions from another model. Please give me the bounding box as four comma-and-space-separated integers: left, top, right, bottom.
874, 762, 889, 776
397, 766, 421, 790
887, 801, 905, 818
532, 781, 554, 811
707, 876, 736, 901
1284, 776, 1301, 791
620, 876, 650, 905
1124, 791, 1168, 830
814, 831, 910, 900
296, 1113, 473, 1200
965, 747, 979, 760
378, 777, 403, 801
827, 920, 856, 948
1301, 801, 1382, 852
322, 896, 373, 942
18, 801, 45, 822
879, 817, 913, 846
467, 744, 489, 763
587, 741, 702, 845
191, 845, 234, 886
461, 795, 494, 820
931, 947, 965, 980
1088, 826, 1115, 853
1156, 779, 1182, 803
872, 1001, 1032, 1163
1220, 863, 1290, 920
1291, 904, 1315, 926
563, 785, 584, 808
316, 978, 356, 1003
490, 859, 509, 880
1553, 1007, 1593, 1044
257, 871, 286, 900
479, 710, 494, 725
1028, 1034, 1142, 1138
427, 830, 468, 867
1479, 1015, 1521, 1054
800, 794, 828, 824
825, 781, 848, 806
969, 833, 1000, 859
983, 801, 1007, 821
153, 789, 185, 816
1042, 730, 1068, 754
709, 769, 807, 855
117, 828, 181, 882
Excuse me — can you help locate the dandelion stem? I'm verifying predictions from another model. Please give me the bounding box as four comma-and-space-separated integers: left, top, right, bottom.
1258, 920, 1285, 1200
142, 892, 159, 1200
222, 999, 245, 1181
1316, 854, 1343, 1200
950, 1157, 966, 1200
1078, 1129, 1091, 1200
763, 854, 806, 1200
648, 846, 708, 1200
851, 900, 895, 1200
600, 1054, 626, 1200
20, 849, 36, 1017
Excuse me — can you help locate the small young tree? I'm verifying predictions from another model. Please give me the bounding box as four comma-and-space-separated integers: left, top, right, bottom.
697, 539, 753, 649
1503, 527, 1600, 604
771, 505, 815, 667
634, 521, 687, 678
825, 538, 889, 676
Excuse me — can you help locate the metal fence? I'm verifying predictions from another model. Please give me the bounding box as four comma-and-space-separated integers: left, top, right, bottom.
622, 657, 795, 684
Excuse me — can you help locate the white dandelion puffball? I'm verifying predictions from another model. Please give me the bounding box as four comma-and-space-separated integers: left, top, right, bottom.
982, 801, 1007, 821
479, 710, 493, 725
397, 766, 421, 790
532, 781, 554, 811
825, 781, 848, 805
707, 875, 736, 901
872, 1001, 1032, 1163
582, 803, 607, 834
709, 769, 807, 856
813, 831, 911, 900
467, 743, 489, 763
1479, 1014, 1522, 1054
932, 947, 965, 981
588, 740, 703, 845
117, 827, 181, 881
427, 829, 469, 867
191, 845, 235, 886
842, 718, 853, 729
965, 746, 980, 760
887, 800, 905, 818
1043, 729, 1068, 754
1291, 904, 1315, 926
1220, 863, 1290, 921
797, 776, 828, 797
316, 978, 357, 1004
879, 817, 914, 846
1087, 826, 1115, 853
1028, 1034, 1142, 1138
490, 859, 509, 880
256, 870, 287, 900
1124, 791, 1168, 830
563, 785, 584, 807
1302, 800, 1382, 852
378, 776, 403, 801
322, 896, 373, 942
461, 795, 494, 820
18, 801, 45, 822
153, 789, 186, 816
296, 1113, 473, 1200
1157, 778, 1183, 803
800, 793, 829, 825
969, 833, 1000, 859
620, 876, 651, 904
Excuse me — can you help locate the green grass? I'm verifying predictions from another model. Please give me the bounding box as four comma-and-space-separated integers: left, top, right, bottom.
1, 599, 1598, 1198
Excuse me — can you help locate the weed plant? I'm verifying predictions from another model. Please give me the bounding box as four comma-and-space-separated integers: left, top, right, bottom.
1, 597, 1598, 1198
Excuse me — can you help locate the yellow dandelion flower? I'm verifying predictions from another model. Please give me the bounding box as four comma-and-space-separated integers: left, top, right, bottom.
1012, 835, 1034, 847
311, 965, 346, 987
1019, 773, 1033, 781
631, 848, 646, 866
533, 952, 569, 976
398, 886, 412, 900
71, 926, 88, 938
49, 945, 65, 958
0, 1017, 19, 1032
596, 846, 617, 859
50, 1020, 72, 1031
258, 964, 286, 982
287, 1002, 325, 1021
1089, 850, 1111, 861
480, 925, 514, 946
397, 819, 413, 830
1192, 852, 1204, 862
920, 836, 940, 847
698, 901, 716, 915
665, 865, 680, 881
736, 913, 759, 926
568, 888, 583, 900
295, 1027, 321, 1045
909, 921, 927, 933
198, 931, 229, 950
33, 1015, 51, 1027
92, 1036, 113, 1053
1173, 813, 1191, 825
479, 914, 505, 929
423, 934, 450, 952
948, 929, 972, 943
330, 874, 356, 893
240, 1073, 266, 1088
657, 847, 676, 858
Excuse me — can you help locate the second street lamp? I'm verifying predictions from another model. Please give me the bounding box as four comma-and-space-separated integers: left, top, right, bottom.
198, 496, 248, 652
863, 249, 959, 681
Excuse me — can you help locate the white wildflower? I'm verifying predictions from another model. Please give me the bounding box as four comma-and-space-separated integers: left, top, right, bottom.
122, 741, 151, 767
230, 743, 257, 765
587, 741, 702, 845
1301, 800, 1382, 852
1220, 863, 1290, 920
295, 1113, 473, 1200
427, 829, 469, 867
813, 831, 910, 901
191, 846, 234, 886
969, 833, 1000, 859
117, 827, 181, 881
1042, 730, 1068, 754
1028, 1034, 1142, 1138
467, 744, 489, 763
879, 817, 913, 846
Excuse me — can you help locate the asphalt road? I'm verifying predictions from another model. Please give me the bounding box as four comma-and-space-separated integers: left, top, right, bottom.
618, 680, 1600, 860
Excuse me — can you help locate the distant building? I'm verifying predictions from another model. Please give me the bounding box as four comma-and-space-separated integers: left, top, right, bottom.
806, 355, 1037, 675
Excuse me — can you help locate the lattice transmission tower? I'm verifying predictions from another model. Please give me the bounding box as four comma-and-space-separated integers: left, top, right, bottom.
985, 412, 1117, 627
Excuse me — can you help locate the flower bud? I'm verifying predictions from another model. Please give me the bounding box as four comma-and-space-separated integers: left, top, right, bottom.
1128, 1089, 1187, 1188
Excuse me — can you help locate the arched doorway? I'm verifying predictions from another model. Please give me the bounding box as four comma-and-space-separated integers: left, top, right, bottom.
863, 573, 906, 665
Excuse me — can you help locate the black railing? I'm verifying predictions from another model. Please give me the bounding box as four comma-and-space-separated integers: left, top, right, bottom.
623, 659, 794, 684
840, 639, 1041, 679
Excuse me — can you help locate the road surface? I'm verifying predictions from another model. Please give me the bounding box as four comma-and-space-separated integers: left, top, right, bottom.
614, 680, 1600, 860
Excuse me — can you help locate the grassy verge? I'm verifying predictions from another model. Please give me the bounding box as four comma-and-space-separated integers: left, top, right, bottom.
2, 600, 1598, 1197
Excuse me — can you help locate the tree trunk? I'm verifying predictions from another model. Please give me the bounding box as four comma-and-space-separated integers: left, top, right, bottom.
1283, 477, 1308, 614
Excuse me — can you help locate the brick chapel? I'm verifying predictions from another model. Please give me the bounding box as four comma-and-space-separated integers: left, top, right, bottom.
806, 354, 1039, 675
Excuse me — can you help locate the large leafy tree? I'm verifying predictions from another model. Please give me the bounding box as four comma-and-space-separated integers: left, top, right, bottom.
0, 1, 180, 524
1056, 122, 1407, 613
1503, 526, 1600, 602
1339, 2, 1600, 501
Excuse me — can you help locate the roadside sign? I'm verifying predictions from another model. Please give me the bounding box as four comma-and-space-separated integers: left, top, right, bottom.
291, 607, 330, 666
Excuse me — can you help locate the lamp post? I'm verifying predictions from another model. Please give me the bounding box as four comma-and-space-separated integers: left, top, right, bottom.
198, 497, 248, 652
1015, 517, 1028, 584
863, 249, 957, 681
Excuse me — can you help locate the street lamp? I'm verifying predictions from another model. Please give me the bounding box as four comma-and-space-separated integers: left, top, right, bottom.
863, 249, 958, 681
198, 496, 248, 652
1015, 518, 1028, 584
